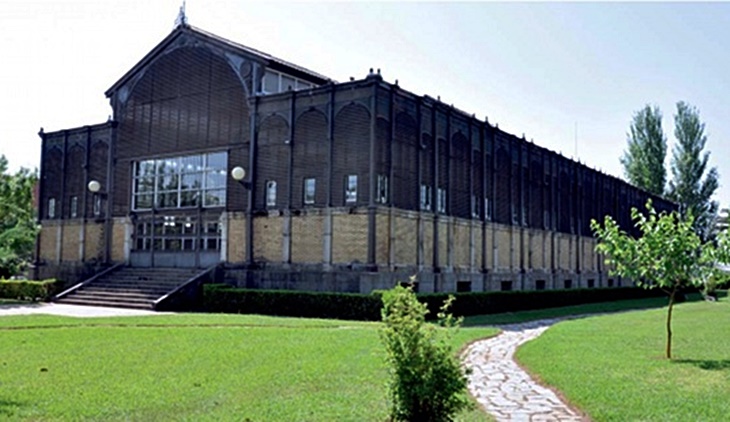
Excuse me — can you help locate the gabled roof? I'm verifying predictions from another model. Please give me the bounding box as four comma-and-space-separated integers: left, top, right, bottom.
105, 24, 332, 98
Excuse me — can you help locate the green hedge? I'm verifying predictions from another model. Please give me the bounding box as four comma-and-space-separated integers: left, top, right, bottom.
203, 284, 666, 321
0, 279, 63, 302
203, 284, 383, 320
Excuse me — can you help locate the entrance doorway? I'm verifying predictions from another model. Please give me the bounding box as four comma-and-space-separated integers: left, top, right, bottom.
129, 212, 222, 268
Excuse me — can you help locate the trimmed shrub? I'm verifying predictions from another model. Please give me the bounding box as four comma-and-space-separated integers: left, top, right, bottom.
203, 284, 382, 320
203, 284, 664, 321
0, 279, 63, 302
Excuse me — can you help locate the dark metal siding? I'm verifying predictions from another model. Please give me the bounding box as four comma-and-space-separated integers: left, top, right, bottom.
115, 46, 248, 215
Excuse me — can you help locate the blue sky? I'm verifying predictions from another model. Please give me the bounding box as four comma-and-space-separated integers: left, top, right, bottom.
2, 1, 729, 206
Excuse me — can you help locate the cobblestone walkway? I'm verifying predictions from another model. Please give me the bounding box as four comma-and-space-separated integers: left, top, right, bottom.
463, 319, 586, 421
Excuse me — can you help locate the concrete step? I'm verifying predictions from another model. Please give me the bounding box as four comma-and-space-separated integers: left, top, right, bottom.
72, 290, 160, 301
56, 297, 154, 310
92, 281, 182, 289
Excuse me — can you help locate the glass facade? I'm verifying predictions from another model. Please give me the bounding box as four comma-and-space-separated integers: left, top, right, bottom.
133, 215, 221, 252
132, 152, 227, 210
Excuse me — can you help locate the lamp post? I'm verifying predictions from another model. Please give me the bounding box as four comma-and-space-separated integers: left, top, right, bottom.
87, 179, 110, 264
230, 166, 254, 274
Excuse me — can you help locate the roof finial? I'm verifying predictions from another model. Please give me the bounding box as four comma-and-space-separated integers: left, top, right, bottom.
175, 1, 188, 28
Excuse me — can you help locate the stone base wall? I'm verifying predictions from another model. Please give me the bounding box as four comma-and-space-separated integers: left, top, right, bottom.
223, 264, 623, 294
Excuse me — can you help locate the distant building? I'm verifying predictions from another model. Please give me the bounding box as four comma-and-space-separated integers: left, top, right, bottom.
36, 24, 673, 294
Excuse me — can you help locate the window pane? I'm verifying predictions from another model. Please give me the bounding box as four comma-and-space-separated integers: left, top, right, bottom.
204, 189, 225, 207
266, 181, 277, 206
180, 155, 203, 172
304, 178, 315, 204
205, 152, 227, 171
181, 173, 202, 190
70, 196, 78, 218
137, 160, 156, 177
180, 190, 199, 207
158, 174, 179, 191
164, 239, 182, 251
205, 171, 226, 189
204, 221, 220, 234
296, 80, 312, 90
157, 192, 179, 209
263, 70, 279, 93
156, 158, 179, 175
281, 75, 295, 91
182, 218, 196, 234
135, 177, 155, 194
207, 238, 220, 250
134, 194, 153, 209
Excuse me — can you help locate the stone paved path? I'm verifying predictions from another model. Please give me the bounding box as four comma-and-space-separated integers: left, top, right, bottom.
463, 318, 586, 421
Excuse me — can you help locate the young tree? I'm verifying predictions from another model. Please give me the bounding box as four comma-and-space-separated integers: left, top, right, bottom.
667, 101, 719, 240
620, 104, 667, 196
591, 201, 730, 359
0, 155, 39, 278
379, 282, 471, 421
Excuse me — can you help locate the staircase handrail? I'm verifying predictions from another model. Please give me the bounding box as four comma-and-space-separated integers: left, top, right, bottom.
53, 262, 125, 301
153, 263, 220, 309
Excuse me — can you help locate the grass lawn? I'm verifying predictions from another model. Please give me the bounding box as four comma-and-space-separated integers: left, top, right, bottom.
0, 313, 496, 421
516, 296, 730, 421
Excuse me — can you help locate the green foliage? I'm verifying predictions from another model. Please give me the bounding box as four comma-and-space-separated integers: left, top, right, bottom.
0, 154, 39, 278
667, 101, 719, 240
380, 283, 471, 422
621, 104, 667, 196
591, 200, 730, 358
0, 279, 62, 301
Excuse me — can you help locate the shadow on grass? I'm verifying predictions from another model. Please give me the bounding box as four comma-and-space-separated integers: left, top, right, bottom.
673, 359, 730, 371
462, 295, 677, 327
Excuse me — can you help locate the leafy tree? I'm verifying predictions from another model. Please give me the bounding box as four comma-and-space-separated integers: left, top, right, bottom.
0, 155, 39, 279
667, 101, 719, 240
621, 104, 668, 196
379, 282, 471, 421
591, 201, 730, 359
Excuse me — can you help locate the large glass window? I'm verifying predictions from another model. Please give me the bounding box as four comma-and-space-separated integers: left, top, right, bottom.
132, 152, 227, 210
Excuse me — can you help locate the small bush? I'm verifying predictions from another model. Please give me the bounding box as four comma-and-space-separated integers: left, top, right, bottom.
380, 283, 471, 422
0, 279, 62, 302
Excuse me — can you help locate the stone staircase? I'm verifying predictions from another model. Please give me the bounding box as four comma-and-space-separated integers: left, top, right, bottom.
55, 267, 201, 310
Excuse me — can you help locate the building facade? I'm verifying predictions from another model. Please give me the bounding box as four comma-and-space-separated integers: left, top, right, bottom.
36, 24, 674, 293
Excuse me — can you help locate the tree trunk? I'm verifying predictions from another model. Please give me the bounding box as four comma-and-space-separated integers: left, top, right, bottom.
666, 286, 677, 359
